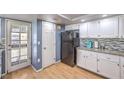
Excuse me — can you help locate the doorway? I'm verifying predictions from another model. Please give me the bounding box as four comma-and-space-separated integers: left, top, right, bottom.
6, 19, 31, 72
42, 21, 56, 68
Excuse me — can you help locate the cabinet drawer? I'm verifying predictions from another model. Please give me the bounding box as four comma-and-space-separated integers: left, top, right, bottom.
77, 49, 97, 57
98, 53, 119, 62
77, 49, 88, 54
87, 51, 98, 57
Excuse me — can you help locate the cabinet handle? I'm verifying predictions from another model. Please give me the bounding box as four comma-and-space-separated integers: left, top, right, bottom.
97, 70, 100, 72
97, 59, 99, 62
107, 58, 110, 60
117, 64, 119, 66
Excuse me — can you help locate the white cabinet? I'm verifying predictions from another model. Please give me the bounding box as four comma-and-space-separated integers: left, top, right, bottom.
71, 24, 79, 30
119, 15, 124, 38
120, 57, 124, 78
98, 54, 120, 79
87, 21, 100, 38
81, 16, 119, 38
0, 53, 1, 78
99, 17, 119, 38
77, 48, 122, 79
86, 52, 97, 72
77, 49, 97, 72
65, 25, 72, 31
79, 23, 88, 38
65, 24, 79, 31
77, 49, 86, 68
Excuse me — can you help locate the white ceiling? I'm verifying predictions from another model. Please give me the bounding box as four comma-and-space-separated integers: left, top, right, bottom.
0, 14, 120, 25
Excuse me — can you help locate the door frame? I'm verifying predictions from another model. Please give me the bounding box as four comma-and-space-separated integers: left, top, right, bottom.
42, 21, 56, 68
5, 19, 32, 73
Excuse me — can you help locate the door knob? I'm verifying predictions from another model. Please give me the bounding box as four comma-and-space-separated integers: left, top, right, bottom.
44, 47, 46, 50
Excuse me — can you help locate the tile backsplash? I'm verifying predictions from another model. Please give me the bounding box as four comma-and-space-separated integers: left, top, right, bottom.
80, 38, 124, 52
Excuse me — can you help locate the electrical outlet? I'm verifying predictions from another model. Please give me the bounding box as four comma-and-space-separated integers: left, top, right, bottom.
38, 41, 40, 45
37, 58, 40, 63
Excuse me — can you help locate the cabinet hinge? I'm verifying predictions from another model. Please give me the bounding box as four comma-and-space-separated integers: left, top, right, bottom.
97, 59, 99, 62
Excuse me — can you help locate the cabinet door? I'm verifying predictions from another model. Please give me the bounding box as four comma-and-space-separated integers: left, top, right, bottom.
79, 23, 88, 38
0, 56, 1, 78
77, 50, 86, 68
71, 24, 79, 30
120, 57, 124, 79
98, 59, 120, 79
86, 55, 97, 72
65, 25, 72, 31
65, 24, 79, 31
100, 17, 118, 38
87, 21, 100, 38
119, 15, 124, 38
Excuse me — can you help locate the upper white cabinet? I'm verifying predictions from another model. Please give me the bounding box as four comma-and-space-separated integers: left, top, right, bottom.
79, 23, 88, 38
87, 20, 100, 38
99, 17, 119, 38
65, 24, 79, 31
119, 15, 124, 38
79, 16, 119, 38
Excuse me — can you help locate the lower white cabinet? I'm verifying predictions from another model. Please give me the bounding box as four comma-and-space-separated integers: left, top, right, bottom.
97, 54, 120, 79
0, 56, 1, 78
77, 50, 86, 68
120, 57, 124, 79
85, 53, 97, 73
77, 49, 121, 79
98, 58, 120, 79
77, 49, 97, 73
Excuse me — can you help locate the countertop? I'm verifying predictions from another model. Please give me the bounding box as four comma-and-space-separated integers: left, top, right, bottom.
77, 47, 124, 57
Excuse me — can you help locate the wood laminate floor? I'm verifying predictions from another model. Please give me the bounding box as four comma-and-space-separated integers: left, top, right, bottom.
3, 63, 104, 79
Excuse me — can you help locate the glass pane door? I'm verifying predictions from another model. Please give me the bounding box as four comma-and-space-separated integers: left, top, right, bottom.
7, 20, 31, 72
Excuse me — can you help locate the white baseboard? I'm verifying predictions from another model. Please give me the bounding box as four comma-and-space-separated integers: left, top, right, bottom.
31, 65, 43, 72
56, 60, 61, 63
1, 72, 7, 77
31, 61, 61, 72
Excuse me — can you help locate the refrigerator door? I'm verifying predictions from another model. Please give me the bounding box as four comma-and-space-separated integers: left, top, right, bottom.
61, 42, 75, 66
61, 31, 76, 66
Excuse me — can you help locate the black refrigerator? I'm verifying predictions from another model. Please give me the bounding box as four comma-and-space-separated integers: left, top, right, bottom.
61, 30, 79, 67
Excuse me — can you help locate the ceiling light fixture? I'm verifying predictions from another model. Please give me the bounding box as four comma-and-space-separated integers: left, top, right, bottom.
102, 14, 108, 17
81, 19, 85, 22
57, 14, 72, 21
